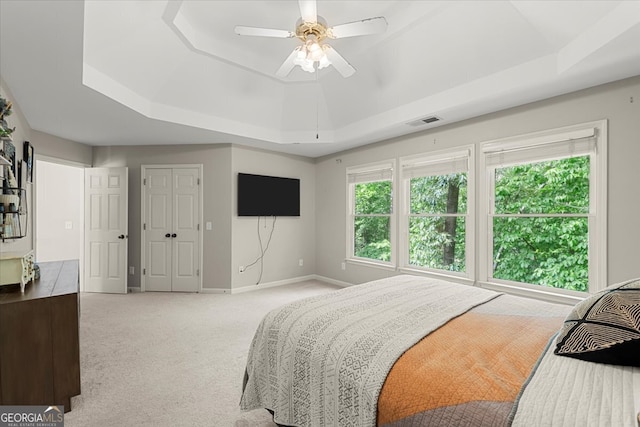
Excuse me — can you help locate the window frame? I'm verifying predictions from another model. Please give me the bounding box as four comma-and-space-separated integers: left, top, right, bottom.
478, 120, 607, 302
346, 160, 396, 269
398, 146, 475, 282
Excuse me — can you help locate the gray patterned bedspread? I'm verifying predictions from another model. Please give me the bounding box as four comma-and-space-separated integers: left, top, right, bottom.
240, 275, 499, 427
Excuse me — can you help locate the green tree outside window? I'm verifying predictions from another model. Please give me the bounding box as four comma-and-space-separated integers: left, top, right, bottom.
353, 181, 391, 261
492, 156, 590, 291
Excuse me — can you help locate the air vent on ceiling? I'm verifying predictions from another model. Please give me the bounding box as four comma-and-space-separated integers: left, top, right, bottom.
406, 116, 441, 127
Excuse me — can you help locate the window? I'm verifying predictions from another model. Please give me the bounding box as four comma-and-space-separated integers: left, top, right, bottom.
480, 121, 607, 295
400, 148, 473, 278
347, 161, 395, 266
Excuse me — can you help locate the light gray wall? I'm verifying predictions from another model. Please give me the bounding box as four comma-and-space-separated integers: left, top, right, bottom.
91, 144, 316, 292
92, 144, 233, 290
5, 73, 640, 292
1, 76, 32, 255
32, 130, 92, 166
231, 145, 316, 289
315, 75, 640, 286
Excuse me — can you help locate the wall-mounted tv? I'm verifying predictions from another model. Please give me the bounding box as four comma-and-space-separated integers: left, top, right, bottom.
237, 173, 300, 217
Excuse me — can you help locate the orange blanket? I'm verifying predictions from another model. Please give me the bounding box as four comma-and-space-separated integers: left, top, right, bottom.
378, 307, 566, 426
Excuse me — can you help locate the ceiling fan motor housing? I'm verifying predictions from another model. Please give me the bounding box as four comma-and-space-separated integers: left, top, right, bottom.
295, 16, 329, 42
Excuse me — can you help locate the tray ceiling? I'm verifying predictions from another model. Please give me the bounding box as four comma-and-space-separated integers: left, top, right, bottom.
1, 1, 639, 157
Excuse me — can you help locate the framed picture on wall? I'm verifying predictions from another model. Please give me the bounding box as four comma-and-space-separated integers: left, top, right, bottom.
23, 140, 34, 183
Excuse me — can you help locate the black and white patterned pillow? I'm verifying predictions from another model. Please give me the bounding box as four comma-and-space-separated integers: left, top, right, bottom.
554, 279, 640, 367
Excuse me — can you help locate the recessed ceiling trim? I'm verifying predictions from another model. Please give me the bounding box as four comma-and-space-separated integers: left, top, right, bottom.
557, 1, 640, 73
165, 1, 317, 83
82, 63, 152, 117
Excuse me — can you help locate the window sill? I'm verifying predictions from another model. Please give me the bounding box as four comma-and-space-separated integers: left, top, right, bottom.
398, 267, 474, 286
346, 258, 396, 272
478, 280, 586, 305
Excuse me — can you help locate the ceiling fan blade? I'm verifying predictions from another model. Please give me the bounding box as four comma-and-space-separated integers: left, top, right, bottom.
276, 48, 300, 78
324, 46, 355, 78
299, 0, 317, 23
328, 17, 388, 39
234, 26, 295, 38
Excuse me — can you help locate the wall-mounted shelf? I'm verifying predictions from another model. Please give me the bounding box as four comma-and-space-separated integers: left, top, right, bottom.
0, 188, 27, 240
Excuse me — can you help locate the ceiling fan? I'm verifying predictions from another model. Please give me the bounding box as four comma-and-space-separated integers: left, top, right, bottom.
234, 0, 387, 78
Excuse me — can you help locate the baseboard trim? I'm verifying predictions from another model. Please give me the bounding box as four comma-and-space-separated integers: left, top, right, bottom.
201, 275, 323, 294
199, 288, 232, 294
312, 275, 353, 288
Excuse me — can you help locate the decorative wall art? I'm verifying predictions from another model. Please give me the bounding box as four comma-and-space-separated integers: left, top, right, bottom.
23, 141, 33, 183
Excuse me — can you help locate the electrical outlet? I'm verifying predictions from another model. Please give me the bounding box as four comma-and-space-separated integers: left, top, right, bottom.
129, 266, 135, 275
239, 266, 245, 273
299, 258, 303, 267
341, 262, 346, 270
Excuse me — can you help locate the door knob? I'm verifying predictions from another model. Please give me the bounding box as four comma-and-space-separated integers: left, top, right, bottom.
118, 234, 126, 239
165, 233, 171, 238
171, 233, 177, 238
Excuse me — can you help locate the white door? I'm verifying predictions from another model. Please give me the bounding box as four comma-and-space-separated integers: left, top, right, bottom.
84, 167, 128, 293
144, 167, 200, 292
171, 168, 200, 292
145, 168, 172, 291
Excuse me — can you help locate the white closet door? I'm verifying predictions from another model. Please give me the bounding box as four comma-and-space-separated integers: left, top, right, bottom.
171, 168, 199, 292
84, 167, 128, 294
143, 166, 200, 292
145, 168, 173, 292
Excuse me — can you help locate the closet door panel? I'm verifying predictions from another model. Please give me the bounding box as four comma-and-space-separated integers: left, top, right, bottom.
145, 169, 172, 292
171, 168, 199, 292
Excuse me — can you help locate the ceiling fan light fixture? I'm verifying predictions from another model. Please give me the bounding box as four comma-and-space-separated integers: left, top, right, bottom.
294, 46, 306, 66
318, 54, 331, 70
306, 41, 323, 61
301, 59, 316, 73
292, 40, 331, 73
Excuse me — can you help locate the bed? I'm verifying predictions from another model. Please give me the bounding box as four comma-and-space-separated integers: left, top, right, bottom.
240, 275, 640, 426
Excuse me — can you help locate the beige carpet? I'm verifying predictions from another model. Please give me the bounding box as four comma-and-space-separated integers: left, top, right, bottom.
64, 280, 341, 427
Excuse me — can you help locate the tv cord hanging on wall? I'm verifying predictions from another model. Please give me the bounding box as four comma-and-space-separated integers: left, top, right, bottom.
243, 216, 277, 285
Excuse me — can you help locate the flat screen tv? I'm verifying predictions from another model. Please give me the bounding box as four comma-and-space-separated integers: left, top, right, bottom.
238, 173, 300, 216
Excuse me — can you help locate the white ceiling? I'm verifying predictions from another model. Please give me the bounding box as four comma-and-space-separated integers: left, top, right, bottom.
1, 0, 639, 158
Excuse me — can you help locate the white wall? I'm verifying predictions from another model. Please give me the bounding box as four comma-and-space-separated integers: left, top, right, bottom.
315, 75, 640, 286
230, 146, 316, 290
35, 160, 83, 262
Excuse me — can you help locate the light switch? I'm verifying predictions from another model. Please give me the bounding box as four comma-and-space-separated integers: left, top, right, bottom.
64, 221, 73, 229
206, 221, 212, 230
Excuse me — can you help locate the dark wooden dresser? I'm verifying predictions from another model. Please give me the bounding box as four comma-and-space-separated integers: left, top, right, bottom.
0, 260, 80, 412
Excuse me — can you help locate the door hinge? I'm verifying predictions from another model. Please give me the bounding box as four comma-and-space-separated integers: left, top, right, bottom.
197, 178, 200, 185
143, 178, 146, 185
143, 268, 146, 275
197, 224, 200, 231
197, 269, 200, 277
143, 223, 146, 231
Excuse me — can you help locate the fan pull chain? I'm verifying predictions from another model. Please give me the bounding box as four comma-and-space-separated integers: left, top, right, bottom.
316, 68, 319, 140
